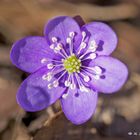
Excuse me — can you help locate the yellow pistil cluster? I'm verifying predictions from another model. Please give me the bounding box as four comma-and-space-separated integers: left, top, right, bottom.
63, 55, 81, 73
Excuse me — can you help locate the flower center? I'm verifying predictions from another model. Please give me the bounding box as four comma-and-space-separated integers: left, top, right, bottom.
63, 54, 81, 73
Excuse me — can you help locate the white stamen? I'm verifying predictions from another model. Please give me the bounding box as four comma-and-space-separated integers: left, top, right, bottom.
67, 32, 75, 55
47, 75, 52, 81
84, 75, 90, 82
42, 74, 48, 80
47, 72, 52, 75
93, 75, 100, 80
50, 44, 55, 49
54, 47, 60, 52
53, 80, 59, 87
55, 44, 62, 51
48, 83, 53, 89
65, 80, 71, 87
64, 74, 71, 87
57, 43, 68, 57
81, 53, 97, 61
42, 73, 52, 81
52, 68, 65, 76
70, 74, 76, 90
81, 66, 102, 75
70, 83, 76, 89
79, 40, 98, 59
62, 93, 69, 99
77, 31, 87, 55
66, 37, 71, 44
41, 58, 47, 64
69, 32, 75, 38
47, 63, 54, 69
53, 48, 66, 58
80, 86, 89, 92
80, 42, 86, 49
77, 42, 86, 55
75, 73, 89, 92
89, 53, 97, 59
52, 37, 58, 43
93, 66, 102, 75
80, 67, 100, 81
51, 70, 67, 88
89, 40, 98, 52
54, 44, 68, 58
82, 31, 86, 40
57, 43, 63, 49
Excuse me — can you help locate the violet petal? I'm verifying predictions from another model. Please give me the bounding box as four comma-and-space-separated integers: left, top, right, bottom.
10, 36, 61, 73
44, 16, 82, 53
16, 67, 66, 112
60, 88, 98, 125
82, 22, 117, 55
88, 56, 128, 93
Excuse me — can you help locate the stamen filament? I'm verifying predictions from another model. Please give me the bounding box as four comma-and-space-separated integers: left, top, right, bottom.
75, 73, 89, 92
79, 40, 98, 59
52, 70, 67, 87
80, 72, 90, 82
41, 58, 63, 64
81, 53, 97, 61
70, 74, 76, 89
47, 63, 63, 69
65, 74, 71, 87
81, 65, 102, 75
57, 43, 69, 57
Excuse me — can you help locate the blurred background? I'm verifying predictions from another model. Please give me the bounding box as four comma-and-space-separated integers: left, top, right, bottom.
0, 0, 140, 140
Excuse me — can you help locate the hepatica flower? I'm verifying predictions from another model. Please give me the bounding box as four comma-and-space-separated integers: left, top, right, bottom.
10, 16, 128, 125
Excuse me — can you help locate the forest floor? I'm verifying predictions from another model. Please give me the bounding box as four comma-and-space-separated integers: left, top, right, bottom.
0, 0, 140, 140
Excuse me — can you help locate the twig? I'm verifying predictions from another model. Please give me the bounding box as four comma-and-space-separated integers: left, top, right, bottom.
43, 110, 63, 127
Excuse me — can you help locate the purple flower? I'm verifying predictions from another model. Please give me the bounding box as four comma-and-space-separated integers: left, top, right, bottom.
10, 16, 128, 125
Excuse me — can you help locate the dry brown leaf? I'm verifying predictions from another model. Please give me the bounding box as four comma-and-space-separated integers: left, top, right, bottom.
0, 67, 22, 131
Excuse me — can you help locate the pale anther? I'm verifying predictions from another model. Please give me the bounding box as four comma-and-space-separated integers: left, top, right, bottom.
89, 40, 98, 52
89, 53, 97, 59
42, 74, 48, 80
50, 44, 55, 49
41, 58, 47, 64
84, 75, 90, 82
69, 32, 75, 38
57, 43, 63, 49
47, 75, 52, 81
93, 75, 100, 80
42, 73, 52, 81
62, 93, 69, 99
47, 63, 54, 69
54, 46, 62, 51
48, 83, 53, 89
66, 37, 71, 44
52, 37, 58, 42
82, 31, 86, 39
93, 66, 102, 74
80, 86, 89, 92
53, 80, 59, 87
80, 42, 86, 49
70, 83, 76, 90
65, 80, 71, 87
